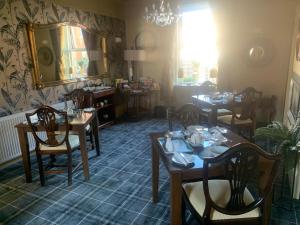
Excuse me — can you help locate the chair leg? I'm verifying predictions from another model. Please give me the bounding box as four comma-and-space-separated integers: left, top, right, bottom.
89, 132, 94, 149
67, 152, 72, 186
36, 152, 45, 186
250, 127, 254, 142
182, 198, 189, 225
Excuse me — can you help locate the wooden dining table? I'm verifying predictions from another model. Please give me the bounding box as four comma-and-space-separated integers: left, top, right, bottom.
150, 130, 272, 225
192, 94, 240, 126
15, 110, 100, 183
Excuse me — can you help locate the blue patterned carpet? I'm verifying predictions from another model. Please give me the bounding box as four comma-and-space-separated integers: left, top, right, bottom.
0, 119, 299, 225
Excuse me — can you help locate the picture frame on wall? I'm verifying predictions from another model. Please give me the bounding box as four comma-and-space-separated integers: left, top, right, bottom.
293, 18, 300, 75
290, 80, 300, 119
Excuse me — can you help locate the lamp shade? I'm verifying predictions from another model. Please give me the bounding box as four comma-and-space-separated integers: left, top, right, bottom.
124, 50, 146, 61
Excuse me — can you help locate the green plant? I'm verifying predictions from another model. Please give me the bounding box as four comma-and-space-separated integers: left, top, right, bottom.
255, 119, 300, 171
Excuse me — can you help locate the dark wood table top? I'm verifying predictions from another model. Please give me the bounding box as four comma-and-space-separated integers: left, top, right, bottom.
150, 130, 248, 176
192, 94, 242, 108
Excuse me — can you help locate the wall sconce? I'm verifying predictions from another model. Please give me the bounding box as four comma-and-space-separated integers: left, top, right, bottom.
124, 50, 146, 81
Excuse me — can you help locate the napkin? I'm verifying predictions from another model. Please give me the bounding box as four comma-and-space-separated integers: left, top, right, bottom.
173, 152, 187, 166
165, 137, 174, 153
173, 152, 192, 166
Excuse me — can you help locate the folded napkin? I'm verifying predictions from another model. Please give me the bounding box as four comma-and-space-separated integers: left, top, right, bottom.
165, 137, 174, 153
173, 152, 187, 166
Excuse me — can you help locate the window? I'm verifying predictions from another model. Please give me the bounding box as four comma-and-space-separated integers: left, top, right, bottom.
61, 26, 89, 79
177, 8, 218, 85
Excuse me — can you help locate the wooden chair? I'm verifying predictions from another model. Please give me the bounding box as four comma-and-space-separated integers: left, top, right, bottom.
197, 81, 217, 95
217, 87, 262, 140
64, 88, 94, 109
167, 103, 202, 131
64, 89, 95, 149
25, 106, 80, 186
182, 142, 281, 225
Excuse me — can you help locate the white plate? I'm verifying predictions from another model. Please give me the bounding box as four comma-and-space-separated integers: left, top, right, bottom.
210, 126, 228, 134
172, 153, 194, 167
187, 125, 205, 132
168, 131, 184, 139
207, 145, 229, 155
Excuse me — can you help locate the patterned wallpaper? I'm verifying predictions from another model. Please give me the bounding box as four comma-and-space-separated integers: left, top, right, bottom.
0, 0, 126, 117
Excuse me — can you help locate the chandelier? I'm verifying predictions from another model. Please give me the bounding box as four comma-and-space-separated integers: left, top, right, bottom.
144, 0, 181, 27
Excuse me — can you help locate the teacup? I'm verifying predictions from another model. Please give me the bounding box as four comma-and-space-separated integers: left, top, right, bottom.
191, 133, 203, 145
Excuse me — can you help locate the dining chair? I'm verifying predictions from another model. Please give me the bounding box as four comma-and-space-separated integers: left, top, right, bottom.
65, 88, 94, 109
182, 142, 280, 225
65, 89, 95, 149
197, 81, 217, 95
25, 105, 81, 186
217, 87, 262, 140
167, 103, 202, 131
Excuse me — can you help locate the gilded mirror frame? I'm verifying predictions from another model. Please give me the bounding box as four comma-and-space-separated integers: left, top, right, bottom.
27, 22, 108, 89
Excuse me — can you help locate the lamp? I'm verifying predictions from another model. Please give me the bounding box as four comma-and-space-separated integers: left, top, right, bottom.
144, 0, 181, 27
124, 50, 146, 81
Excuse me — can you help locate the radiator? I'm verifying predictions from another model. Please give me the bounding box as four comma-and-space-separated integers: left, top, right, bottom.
0, 102, 65, 164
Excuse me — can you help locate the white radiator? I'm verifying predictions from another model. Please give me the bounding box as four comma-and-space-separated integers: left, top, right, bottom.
0, 102, 65, 164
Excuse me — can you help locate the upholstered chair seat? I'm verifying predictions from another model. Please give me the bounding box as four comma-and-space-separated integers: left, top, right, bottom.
183, 180, 261, 221
217, 114, 253, 125
39, 134, 80, 151
201, 108, 232, 116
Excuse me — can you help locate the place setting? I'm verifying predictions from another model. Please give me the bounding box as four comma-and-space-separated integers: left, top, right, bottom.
157, 125, 230, 168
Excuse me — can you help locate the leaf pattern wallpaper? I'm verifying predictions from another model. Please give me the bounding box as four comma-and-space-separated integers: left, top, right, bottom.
0, 0, 126, 117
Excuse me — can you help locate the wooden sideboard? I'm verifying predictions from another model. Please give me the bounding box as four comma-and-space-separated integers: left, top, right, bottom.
93, 88, 115, 128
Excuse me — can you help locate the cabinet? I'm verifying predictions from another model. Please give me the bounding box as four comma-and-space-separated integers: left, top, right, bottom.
93, 88, 115, 128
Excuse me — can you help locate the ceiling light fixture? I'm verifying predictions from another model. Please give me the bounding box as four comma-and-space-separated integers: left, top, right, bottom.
144, 0, 181, 27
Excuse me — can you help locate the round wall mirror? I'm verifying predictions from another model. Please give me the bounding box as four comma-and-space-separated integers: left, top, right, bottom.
245, 37, 273, 66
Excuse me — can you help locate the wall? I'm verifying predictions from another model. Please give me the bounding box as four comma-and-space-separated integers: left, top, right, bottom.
124, 0, 297, 119
214, 0, 296, 120
123, 0, 175, 84
0, 0, 126, 117
55, 0, 123, 19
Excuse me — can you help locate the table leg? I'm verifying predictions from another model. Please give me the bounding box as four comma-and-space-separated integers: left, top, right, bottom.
17, 128, 32, 183
152, 142, 159, 203
92, 114, 100, 156
78, 129, 90, 180
170, 173, 182, 225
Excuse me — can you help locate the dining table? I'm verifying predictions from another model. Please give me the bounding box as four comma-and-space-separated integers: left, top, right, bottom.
150, 128, 272, 225
15, 110, 100, 183
192, 93, 241, 126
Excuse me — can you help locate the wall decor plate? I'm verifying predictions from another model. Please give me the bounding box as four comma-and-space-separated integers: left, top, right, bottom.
135, 31, 156, 50
37, 46, 53, 66
244, 37, 274, 67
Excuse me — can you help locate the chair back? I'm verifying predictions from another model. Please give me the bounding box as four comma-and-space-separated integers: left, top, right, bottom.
198, 81, 217, 95
176, 103, 201, 129
202, 143, 280, 217
233, 87, 262, 121
25, 105, 70, 148
65, 89, 93, 109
